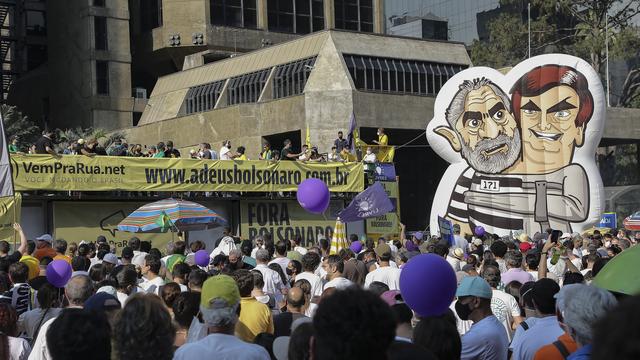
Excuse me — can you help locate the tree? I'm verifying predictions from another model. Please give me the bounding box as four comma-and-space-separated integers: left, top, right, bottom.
0, 104, 43, 152
470, 0, 640, 107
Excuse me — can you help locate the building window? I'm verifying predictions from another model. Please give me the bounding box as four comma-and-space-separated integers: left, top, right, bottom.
93, 0, 106, 7
25, 10, 47, 36
94, 16, 108, 50
211, 0, 257, 29
268, 0, 324, 34
26, 44, 47, 71
142, 0, 163, 31
96, 61, 109, 95
227, 68, 271, 105
343, 54, 466, 96
184, 80, 226, 114
335, 0, 373, 32
273, 57, 316, 98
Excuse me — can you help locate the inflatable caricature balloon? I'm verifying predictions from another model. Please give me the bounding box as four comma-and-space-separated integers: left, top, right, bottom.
427, 54, 605, 237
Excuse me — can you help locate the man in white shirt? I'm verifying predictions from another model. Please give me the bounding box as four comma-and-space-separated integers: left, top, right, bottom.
129, 237, 148, 270
174, 275, 270, 360
268, 241, 291, 276
139, 255, 165, 295
219, 140, 235, 160
322, 255, 353, 291
28, 275, 93, 360
253, 249, 286, 304
510, 278, 563, 360
482, 265, 523, 342
364, 244, 401, 291
296, 252, 324, 298
292, 235, 307, 255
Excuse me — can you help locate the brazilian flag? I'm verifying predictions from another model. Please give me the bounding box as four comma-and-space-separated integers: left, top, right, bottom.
155, 211, 174, 233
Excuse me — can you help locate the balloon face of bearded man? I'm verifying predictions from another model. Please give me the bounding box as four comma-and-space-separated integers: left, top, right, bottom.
436, 78, 521, 174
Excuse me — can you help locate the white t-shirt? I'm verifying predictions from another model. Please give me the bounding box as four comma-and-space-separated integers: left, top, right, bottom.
294, 246, 308, 255
28, 316, 56, 360
8, 336, 30, 360
174, 333, 270, 360
446, 256, 462, 272
364, 266, 402, 290
269, 257, 291, 277
490, 289, 521, 342
254, 264, 286, 304
527, 270, 539, 281
363, 153, 376, 163
323, 277, 353, 291
219, 146, 231, 160
296, 272, 323, 297
140, 276, 165, 295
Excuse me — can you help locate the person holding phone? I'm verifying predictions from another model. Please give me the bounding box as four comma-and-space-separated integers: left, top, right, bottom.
538, 232, 580, 283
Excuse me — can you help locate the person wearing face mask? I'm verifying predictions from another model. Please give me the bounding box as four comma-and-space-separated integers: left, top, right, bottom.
363, 147, 377, 163
455, 276, 509, 360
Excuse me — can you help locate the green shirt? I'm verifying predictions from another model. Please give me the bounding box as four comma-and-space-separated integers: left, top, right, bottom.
8, 144, 18, 153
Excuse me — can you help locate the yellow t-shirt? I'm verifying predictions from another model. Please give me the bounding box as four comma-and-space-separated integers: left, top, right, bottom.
237, 154, 248, 161
235, 297, 274, 342
54, 254, 72, 264
20, 255, 39, 280
378, 134, 389, 146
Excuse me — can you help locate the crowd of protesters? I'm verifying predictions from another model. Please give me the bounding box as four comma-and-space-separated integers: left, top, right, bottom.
13, 128, 391, 165
0, 218, 635, 359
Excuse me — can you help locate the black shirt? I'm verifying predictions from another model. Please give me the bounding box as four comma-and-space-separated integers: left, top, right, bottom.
34, 136, 54, 154
29, 276, 48, 291
165, 148, 181, 158
0, 251, 22, 273
201, 150, 212, 159
273, 312, 308, 337
334, 138, 349, 152
280, 148, 294, 160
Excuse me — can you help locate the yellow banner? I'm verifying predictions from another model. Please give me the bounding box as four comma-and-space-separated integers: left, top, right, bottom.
0, 193, 21, 242
240, 200, 341, 247
367, 181, 400, 236
11, 155, 364, 193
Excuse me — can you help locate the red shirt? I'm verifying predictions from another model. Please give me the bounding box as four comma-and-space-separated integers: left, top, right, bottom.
33, 247, 57, 261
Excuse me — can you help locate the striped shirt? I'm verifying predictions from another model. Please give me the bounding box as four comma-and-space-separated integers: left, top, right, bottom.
445, 164, 589, 237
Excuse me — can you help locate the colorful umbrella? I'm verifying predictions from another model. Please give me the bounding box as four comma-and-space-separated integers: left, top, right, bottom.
117, 198, 227, 233
330, 218, 348, 255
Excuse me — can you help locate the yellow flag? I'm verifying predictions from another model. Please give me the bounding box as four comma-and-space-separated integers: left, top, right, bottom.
305, 124, 311, 147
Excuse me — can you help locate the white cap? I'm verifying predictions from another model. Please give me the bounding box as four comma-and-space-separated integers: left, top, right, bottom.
36, 234, 53, 243
103, 253, 118, 265
560, 232, 572, 239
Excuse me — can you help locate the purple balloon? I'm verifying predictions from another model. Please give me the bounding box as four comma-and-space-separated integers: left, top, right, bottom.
296, 178, 330, 214
46, 260, 72, 288
474, 226, 485, 237
350, 241, 363, 254
194, 250, 210, 267
399, 254, 457, 317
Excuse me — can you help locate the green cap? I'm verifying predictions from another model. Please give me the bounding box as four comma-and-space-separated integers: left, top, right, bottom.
201, 275, 240, 308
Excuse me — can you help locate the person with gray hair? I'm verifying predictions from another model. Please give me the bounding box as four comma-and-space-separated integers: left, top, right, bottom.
551, 284, 617, 359
174, 275, 270, 359
253, 248, 286, 305
227, 248, 252, 271
502, 251, 534, 286
28, 275, 93, 360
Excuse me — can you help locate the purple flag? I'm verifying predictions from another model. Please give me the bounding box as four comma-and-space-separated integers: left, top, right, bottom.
338, 182, 394, 223
346, 112, 358, 152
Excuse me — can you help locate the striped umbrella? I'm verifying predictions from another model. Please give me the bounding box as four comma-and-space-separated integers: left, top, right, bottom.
117, 198, 227, 233
330, 218, 348, 255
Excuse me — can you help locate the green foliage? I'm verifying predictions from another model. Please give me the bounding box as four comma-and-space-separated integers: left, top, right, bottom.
54, 127, 123, 153
1, 104, 42, 152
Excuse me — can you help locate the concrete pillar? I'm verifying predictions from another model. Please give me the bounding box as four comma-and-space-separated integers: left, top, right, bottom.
324, 0, 335, 29
257, 0, 268, 30
373, 0, 385, 34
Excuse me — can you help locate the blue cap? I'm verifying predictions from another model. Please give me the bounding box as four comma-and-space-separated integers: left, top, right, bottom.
84, 292, 121, 312
456, 276, 492, 299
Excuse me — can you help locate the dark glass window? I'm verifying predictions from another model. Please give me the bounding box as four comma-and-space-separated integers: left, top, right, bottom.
268, 0, 324, 34
342, 54, 466, 96
96, 61, 109, 95
93, 0, 106, 6
26, 44, 47, 71
211, 0, 257, 29
184, 80, 225, 114
334, 0, 372, 32
227, 68, 271, 105
273, 57, 317, 98
26, 10, 46, 36
142, 0, 163, 31
94, 16, 108, 50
